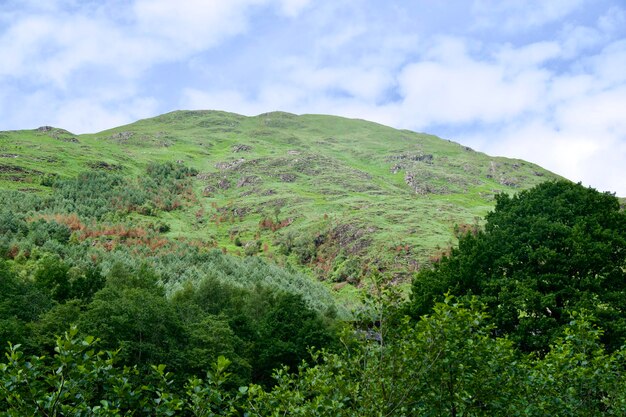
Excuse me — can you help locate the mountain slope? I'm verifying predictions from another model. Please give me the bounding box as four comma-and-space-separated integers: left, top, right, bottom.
0, 110, 560, 285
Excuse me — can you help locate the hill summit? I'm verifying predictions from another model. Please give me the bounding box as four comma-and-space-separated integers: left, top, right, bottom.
0, 110, 560, 284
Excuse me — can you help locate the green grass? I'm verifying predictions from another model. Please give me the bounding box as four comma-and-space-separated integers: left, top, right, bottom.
0, 110, 562, 301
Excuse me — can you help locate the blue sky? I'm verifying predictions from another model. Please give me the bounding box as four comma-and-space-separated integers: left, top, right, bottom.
1, 0, 625, 195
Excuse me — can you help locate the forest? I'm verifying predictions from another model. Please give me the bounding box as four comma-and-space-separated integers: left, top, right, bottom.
1, 163, 626, 416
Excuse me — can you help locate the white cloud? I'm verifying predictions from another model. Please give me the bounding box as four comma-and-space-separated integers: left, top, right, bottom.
584, 40, 626, 86
176, 18, 626, 196
1, 0, 625, 196
0, 85, 159, 133
0, 0, 314, 130
395, 38, 551, 126
281, 61, 394, 101
0, 0, 306, 89
496, 41, 562, 69
559, 25, 604, 58
132, 0, 264, 51
54, 97, 159, 133
598, 5, 626, 34
447, 41, 626, 195
555, 86, 626, 134
548, 74, 595, 103
181, 89, 266, 116
317, 24, 367, 52
466, 116, 626, 195
471, 0, 586, 32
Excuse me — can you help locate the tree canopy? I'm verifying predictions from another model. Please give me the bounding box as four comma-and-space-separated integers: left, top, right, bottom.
411, 180, 626, 352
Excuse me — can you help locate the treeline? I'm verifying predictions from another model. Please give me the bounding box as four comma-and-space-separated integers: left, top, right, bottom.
0, 163, 340, 390
0, 257, 338, 389
3, 295, 626, 415
2, 172, 626, 415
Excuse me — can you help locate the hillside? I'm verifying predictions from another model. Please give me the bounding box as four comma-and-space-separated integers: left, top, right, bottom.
5, 111, 626, 415
0, 110, 560, 287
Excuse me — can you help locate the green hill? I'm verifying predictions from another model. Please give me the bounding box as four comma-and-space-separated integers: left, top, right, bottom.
8, 111, 626, 416
0, 110, 559, 288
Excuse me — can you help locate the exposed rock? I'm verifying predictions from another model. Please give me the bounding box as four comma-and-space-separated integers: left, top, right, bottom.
0, 165, 42, 178
405, 172, 434, 194
36, 126, 77, 142
239, 187, 261, 197
237, 175, 260, 187
291, 155, 327, 175
215, 158, 245, 171
232, 144, 251, 153
390, 153, 433, 163
232, 158, 261, 172
359, 171, 372, 180
404, 171, 452, 194
0, 154, 18, 158
202, 185, 216, 196
59, 137, 79, 143
110, 131, 134, 141
0, 164, 27, 173
232, 207, 249, 217
499, 177, 519, 187
329, 223, 376, 255
287, 150, 300, 155
217, 178, 231, 190
390, 163, 405, 174
88, 161, 122, 171
279, 173, 296, 182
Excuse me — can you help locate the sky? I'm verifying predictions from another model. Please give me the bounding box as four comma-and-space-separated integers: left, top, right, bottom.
1, 0, 625, 195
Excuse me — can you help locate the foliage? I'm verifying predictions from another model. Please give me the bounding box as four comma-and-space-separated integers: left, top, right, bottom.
0, 328, 184, 416
245, 297, 626, 416
0, 260, 52, 346
411, 180, 626, 352
0, 115, 622, 414
0, 168, 341, 387
3, 297, 626, 416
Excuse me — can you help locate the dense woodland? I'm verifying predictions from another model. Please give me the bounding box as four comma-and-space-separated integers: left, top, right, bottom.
1, 164, 626, 415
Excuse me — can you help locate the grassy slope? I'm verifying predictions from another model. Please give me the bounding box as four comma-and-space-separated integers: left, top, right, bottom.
0, 110, 560, 289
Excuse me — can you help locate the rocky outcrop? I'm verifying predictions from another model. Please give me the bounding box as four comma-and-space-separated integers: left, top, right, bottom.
232, 144, 251, 153
237, 176, 260, 187
217, 178, 231, 190
215, 158, 245, 171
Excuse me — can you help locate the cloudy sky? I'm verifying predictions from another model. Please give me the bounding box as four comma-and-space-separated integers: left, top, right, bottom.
1, 1, 625, 195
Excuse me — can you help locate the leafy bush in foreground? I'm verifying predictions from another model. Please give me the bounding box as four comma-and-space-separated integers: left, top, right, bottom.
3, 298, 626, 416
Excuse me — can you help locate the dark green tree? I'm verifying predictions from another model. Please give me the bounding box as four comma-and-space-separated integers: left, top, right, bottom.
411, 180, 626, 352
79, 284, 184, 369
253, 292, 337, 386
33, 254, 71, 303
0, 260, 52, 346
